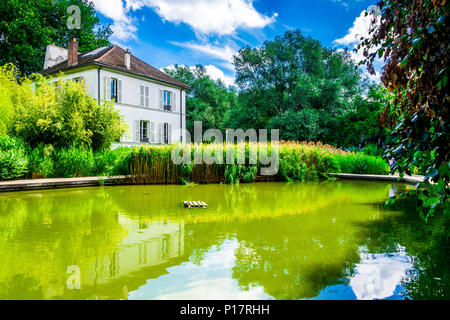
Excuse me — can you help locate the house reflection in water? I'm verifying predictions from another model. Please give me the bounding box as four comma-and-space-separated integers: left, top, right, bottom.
79, 217, 186, 299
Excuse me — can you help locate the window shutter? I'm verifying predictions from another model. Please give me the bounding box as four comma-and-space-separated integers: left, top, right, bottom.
150, 122, 155, 143
134, 120, 140, 143
172, 92, 177, 112
159, 123, 163, 144
118, 80, 123, 103
104, 76, 111, 101
159, 90, 163, 110
145, 87, 149, 107
168, 124, 172, 144
140, 85, 144, 106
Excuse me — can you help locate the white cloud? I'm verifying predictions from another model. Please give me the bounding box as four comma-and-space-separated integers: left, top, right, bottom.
91, 0, 137, 41
125, 0, 276, 35
350, 247, 412, 300
204, 65, 235, 87
334, 6, 380, 46
334, 6, 382, 83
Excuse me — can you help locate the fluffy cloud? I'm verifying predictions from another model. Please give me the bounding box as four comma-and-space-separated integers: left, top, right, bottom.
125, 0, 276, 35
91, 0, 137, 41
334, 6, 382, 82
204, 65, 235, 86
334, 7, 380, 46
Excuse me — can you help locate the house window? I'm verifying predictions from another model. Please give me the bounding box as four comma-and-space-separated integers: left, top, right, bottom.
140, 121, 149, 143
73, 77, 85, 83
140, 85, 150, 107
164, 90, 172, 111
163, 123, 169, 144
111, 78, 118, 102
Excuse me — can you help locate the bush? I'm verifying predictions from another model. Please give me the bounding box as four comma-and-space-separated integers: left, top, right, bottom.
92, 147, 132, 176
0, 64, 126, 150
28, 144, 55, 178
0, 149, 28, 181
0, 135, 28, 181
334, 153, 389, 175
53, 146, 95, 178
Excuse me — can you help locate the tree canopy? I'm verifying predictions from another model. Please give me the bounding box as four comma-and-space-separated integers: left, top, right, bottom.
165, 65, 239, 134
0, 0, 111, 74
227, 30, 383, 145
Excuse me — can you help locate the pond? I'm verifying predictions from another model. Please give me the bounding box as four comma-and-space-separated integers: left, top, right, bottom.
0, 181, 448, 300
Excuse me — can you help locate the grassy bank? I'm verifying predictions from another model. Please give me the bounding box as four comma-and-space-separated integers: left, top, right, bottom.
0, 136, 389, 184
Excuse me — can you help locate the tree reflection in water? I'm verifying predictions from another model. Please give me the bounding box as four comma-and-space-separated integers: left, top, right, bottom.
0, 181, 447, 300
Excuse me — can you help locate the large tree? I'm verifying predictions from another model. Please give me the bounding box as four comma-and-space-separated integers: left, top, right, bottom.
229, 30, 369, 144
361, 1, 449, 217
165, 65, 238, 134
0, 0, 111, 74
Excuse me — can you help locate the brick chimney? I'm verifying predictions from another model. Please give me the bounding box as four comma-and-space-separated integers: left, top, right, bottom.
125, 49, 131, 69
67, 38, 78, 67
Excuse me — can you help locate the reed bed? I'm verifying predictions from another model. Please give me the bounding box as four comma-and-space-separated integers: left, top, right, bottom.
119, 141, 389, 185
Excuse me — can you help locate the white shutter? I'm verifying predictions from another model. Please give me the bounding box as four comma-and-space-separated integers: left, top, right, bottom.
159, 123, 163, 144
118, 80, 123, 103
150, 122, 155, 143
140, 85, 144, 106
134, 120, 140, 143
159, 90, 163, 110
104, 76, 111, 101
168, 124, 172, 144
172, 92, 177, 112
145, 87, 149, 107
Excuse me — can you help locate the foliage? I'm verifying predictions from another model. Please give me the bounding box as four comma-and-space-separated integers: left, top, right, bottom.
337, 85, 389, 148
229, 30, 371, 145
360, 1, 449, 218
118, 142, 386, 185
0, 0, 111, 74
334, 153, 389, 175
28, 144, 55, 178
0, 135, 28, 181
53, 146, 95, 178
164, 65, 238, 134
0, 64, 126, 150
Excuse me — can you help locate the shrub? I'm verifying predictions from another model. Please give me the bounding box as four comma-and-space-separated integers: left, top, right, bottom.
0, 135, 28, 181
0, 149, 28, 181
53, 146, 95, 178
0, 64, 126, 150
334, 153, 389, 175
28, 144, 55, 178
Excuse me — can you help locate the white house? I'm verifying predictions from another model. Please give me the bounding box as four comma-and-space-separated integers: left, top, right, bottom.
41, 39, 190, 146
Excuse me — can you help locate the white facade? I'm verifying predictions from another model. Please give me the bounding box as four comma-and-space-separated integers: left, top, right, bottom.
53, 66, 186, 146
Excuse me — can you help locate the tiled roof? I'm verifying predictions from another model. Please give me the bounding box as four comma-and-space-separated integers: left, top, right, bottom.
40, 45, 190, 89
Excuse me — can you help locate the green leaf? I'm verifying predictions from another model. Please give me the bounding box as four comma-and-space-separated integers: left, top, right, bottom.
401, 57, 408, 67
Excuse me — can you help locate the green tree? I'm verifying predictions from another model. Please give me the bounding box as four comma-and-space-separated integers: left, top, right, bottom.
165, 65, 238, 134
0, 64, 125, 150
337, 84, 388, 147
229, 30, 366, 144
0, 0, 111, 74
360, 1, 449, 217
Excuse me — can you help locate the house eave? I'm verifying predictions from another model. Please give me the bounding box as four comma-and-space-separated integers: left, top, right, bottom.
40, 62, 191, 90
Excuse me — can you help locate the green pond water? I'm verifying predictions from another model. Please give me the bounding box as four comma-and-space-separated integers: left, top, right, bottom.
0, 181, 448, 300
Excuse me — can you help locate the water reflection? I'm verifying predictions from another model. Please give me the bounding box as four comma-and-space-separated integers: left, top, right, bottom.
0, 181, 447, 300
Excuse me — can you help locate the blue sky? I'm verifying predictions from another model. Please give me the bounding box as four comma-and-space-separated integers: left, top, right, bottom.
91, 0, 379, 85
